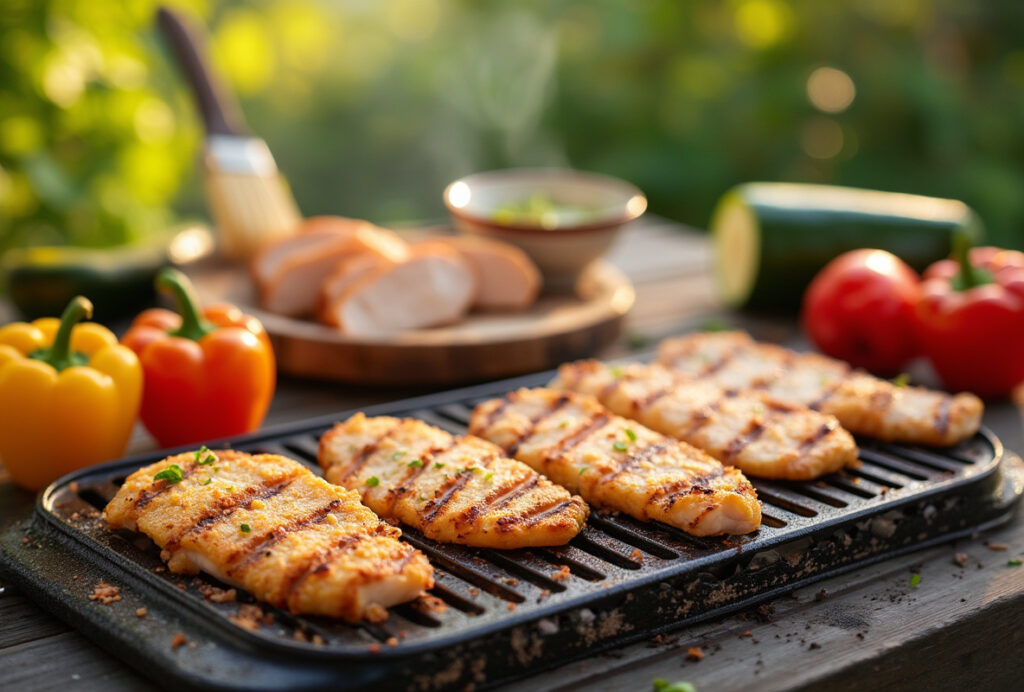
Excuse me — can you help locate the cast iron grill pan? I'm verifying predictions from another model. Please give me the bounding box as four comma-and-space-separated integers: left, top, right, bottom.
2, 367, 1021, 691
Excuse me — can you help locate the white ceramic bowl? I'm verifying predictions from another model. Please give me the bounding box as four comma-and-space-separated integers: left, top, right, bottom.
443, 168, 647, 290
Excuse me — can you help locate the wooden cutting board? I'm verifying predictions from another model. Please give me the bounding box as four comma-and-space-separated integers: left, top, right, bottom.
193, 260, 634, 386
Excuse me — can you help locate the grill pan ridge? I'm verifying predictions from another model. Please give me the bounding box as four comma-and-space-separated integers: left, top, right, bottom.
1, 363, 1022, 692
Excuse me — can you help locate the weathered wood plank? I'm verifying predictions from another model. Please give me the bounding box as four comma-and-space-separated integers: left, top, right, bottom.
0, 595, 69, 649
0, 630, 147, 691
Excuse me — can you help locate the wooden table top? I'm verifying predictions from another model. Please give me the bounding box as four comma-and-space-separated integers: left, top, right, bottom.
2, 219, 1023, 692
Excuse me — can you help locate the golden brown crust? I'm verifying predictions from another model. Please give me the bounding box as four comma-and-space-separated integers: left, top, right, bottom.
469, 388, 762, 537
658, 331, 983, 447
551, 360, 859, 480
104, 450, 432, 621
318, 414, 589, 548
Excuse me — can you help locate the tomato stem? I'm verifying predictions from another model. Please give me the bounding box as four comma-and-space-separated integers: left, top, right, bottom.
156, 268, 215, 341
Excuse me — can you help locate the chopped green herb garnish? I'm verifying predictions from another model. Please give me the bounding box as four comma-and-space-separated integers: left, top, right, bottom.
558, 419, 570, 429
240, 523, 251, 533
471, 466, 484, 474
910, 573, 921, 588
407, 459, 424, 468
625, 428, 637, 442
700, 317, 730, 332
610, 365, 624, 378
391, 450, 406, 461
154, 464, 184, 484
1009, 559, 1022, 567
484, 472, 494, 481
627, 332, 650, 351
892, 373, 910, 387
201, 477, 213, 486
365, 476, 380, 487
195, 446, 216, 466
613, 440, 629, 452
653, 680, 697, 692
578, 466, 589, 476
433, 462, 445, 469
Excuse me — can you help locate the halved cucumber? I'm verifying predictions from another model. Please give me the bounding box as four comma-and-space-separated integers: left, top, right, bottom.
711, 183, 983, 311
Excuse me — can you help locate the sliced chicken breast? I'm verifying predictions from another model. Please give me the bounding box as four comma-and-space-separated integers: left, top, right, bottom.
254, 217, 409, 317
423, 236, 541, 310
316, 253, 390, 323
320, 245, 475, 335
319, 414, 589, 548
104, 449, 433, 622
469, 388, 762, 537
658, 331, 984, 446
551, 360, 859, 480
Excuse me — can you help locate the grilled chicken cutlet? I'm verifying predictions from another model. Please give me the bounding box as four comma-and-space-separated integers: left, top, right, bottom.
469, 388, 762, 536
319, 414, 589, 548
658, 331, 984, 447
551, 361, 859, 480
104, 450, 433, 622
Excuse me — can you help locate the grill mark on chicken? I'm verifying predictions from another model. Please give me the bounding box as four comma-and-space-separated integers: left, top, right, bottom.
490, 475, 541, 512
342, 422, 404, 481
480, 398, 510, 431
283, 533, 368, 609
422, 472, 473, 525
655, 467, 727, 509
697, 344, 742, 377
225, 499, 341, 574
722, 420, 766, 461
935, 398, 951, 436
449, 452, 501, 528
546, 413, 611, 463
800, 422, 836, 452
164, 477, 294, 551
503, 394, 571, 456
687, 503, 719, 531
807, 380, 844, 410
634, 384, 675, 412
593, 440, 674, 488
679, 392, 731, 438
133, 461, 199, 511
383, 440, 458, 514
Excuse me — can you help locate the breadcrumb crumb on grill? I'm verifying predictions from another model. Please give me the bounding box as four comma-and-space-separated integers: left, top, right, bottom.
135, 608, 148, 618
687, 646, 704, 661
171, 633, 187, 649
386, 636, 399, 647
630, 549, 644, 563
230, 604, 266, 631
551, 565, 571, 581
88, 581, 121, 605
365, 604, 389, 623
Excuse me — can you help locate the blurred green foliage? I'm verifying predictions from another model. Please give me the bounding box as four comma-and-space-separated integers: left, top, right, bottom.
3, 0, 1024, 252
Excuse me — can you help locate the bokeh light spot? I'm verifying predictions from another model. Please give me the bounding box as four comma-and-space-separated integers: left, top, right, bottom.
801, 116, 844, 159
806, 66, 856, 113
734, 0, 794, 49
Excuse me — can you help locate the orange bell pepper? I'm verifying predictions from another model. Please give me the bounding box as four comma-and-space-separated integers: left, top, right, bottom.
122, 268, 275, 447
0, 296, 142, 490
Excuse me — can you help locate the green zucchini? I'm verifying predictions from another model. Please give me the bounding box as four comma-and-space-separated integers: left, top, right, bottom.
711, 183, 983, 311
2, 225, 213, 321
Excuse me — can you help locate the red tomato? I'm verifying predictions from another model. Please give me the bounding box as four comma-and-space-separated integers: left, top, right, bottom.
801, 249, 921, 375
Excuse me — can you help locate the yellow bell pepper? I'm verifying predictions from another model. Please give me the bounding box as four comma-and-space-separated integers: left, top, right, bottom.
0, 296, 142, 491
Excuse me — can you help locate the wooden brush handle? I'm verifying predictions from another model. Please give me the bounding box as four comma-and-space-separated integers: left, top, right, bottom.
156, 6, 246, 137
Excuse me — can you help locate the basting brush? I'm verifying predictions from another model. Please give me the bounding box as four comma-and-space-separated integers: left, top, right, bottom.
157, 6, 301, 260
